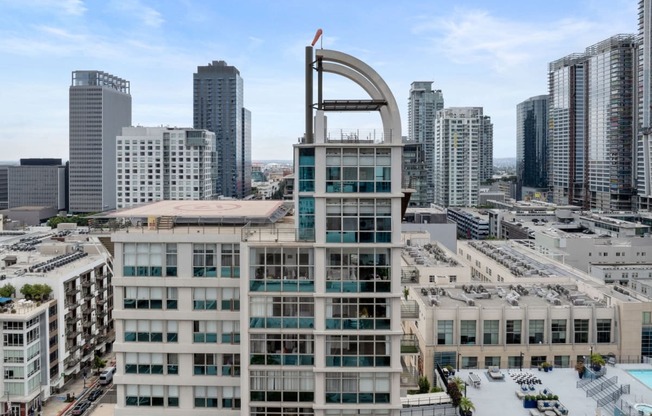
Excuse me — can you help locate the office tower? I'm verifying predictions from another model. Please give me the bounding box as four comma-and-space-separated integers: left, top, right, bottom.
7, 159, 67, 210
406, 82, 444, 206
637, 0, 652, 210
115, 127, 215, 209
548, 55, 588, 207
434, 107, 492, 207
68, 71, 131, 213
516, 95, 549, 200
478, 115, 494, 183
0, 166, 8, 210
549, 35, 636, 210
111, 43, 403, 416
402, 139, 429, 207
193, 61, 251, 199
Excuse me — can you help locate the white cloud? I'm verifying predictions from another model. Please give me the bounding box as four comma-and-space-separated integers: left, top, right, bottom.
109, 0, 164, 28
0, 0, 87, 15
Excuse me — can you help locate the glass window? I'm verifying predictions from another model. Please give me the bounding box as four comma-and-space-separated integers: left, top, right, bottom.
574, 319, 589, 343
250, 334, 314, 367
551, 319, 566, 344
506, 320, 521, 344
529, 320, 544, 344
437, 320, 453, 345
460, 321, 476, 345
193, 244, 217, 277
597, 319, 611, 343
483, 320, 499, 345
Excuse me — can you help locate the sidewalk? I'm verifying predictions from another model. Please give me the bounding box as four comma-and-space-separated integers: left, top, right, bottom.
42, 373, 99, 416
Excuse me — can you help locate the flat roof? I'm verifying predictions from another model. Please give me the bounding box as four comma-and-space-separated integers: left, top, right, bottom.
102, 200, 291, 224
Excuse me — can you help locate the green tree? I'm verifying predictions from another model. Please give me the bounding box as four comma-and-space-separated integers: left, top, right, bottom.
20, 284, 34, 299
92, 355, 107, 375
0, 284, 15, 298
417, 376, 430, 394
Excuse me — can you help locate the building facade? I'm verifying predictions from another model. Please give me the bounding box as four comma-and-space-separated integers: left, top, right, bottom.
516, 95, 549, 200
401, 140, 429, 208
406, 82, 444, 206
193, 61, 251, 199
68, 71, 131, 213
116, 127, 215, 209
636, 0, 652, 210
434, 107, 492, 207
7, 159, 67, 211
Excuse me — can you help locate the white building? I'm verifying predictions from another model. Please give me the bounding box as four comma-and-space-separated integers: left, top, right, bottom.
434, 107, 493, 207
116, 127, 215, 209
110, 45, 404, 416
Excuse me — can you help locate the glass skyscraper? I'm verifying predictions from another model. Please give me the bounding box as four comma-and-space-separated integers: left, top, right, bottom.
516, 95, 549, 200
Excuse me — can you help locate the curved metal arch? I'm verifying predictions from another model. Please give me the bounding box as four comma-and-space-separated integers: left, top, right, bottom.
317, 49, 401, 143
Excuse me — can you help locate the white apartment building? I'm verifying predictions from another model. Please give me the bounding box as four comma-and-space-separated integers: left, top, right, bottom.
0, 226, 113, 410
110, 45, 404, 416
116, 127, 215, 209
434, 107, 493, 207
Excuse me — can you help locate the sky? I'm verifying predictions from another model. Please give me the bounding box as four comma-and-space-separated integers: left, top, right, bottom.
0, 0, 639, 162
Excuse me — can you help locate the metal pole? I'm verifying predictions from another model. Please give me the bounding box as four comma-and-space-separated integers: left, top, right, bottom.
305, 46, 313, 143
520, 352, 524, 371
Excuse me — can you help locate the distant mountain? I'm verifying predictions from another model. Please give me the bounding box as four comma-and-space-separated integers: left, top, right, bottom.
494, 157, 515, 168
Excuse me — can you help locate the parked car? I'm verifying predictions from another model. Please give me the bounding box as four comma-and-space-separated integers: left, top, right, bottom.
87, 388, 103, 402
99, 367, 116, 385
71, 400, 91, 415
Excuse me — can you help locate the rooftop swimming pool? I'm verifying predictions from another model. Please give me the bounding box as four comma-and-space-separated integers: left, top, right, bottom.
635, 403, 652, 416
628, 369, 652, 390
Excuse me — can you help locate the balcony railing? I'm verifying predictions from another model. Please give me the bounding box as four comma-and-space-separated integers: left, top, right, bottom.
401, 334, 420, 354
401, 300, 419, 320
242, 225, 315, 243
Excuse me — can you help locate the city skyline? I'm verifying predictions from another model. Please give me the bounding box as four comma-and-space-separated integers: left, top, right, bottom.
0, 0, 636, 161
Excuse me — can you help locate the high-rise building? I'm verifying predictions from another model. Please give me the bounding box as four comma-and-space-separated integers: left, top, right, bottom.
111, 44, 403, 416
478, 115, 494, 183
402, 139, 429, 207
193, 61, 251, 199
0, 166, 9, 210
68, 71, 131, 213
516, 95, 549, 200
434, 107, 492, 207
636, 0, 652, 210
406, 82, 444, 206
8, 159, 67, 210
115, 127, 215, 209
549, 35, 636, 210
548, 55, 587, 207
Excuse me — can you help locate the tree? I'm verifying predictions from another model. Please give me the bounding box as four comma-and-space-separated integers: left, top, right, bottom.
20, 284, 34, 300
418, 376, 430, 394
92, 355, 107, 375
0, 284, 15, 298
447, 380, 462, 408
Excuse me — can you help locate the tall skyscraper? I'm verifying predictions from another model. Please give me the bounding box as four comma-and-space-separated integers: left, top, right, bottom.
402, 138, 429, 207
549, 35, 636, 210
68, 70, 131, 213
116, 127, 215, 209
516, 95, 549, 200
478, 114, 494, 183
406, 81, 444, 206
434, 107, 492, 207
193, 61, 251, 199
636, 0, 652, 210
548, 54, 587, 207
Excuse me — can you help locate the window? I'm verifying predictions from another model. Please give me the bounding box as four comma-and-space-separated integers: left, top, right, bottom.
193, 321, 218, 343
529, 320, 544, 344
551, 320, 567, 344
484, 357, 500, 368
123, 243, 173, 277
437, 320, 453, 345
574, 319, 589, 343
325, 248, 391, 293
193, 244, 217, 277
221, 244, 240, 277
251, 370, 314, 402
326, 335, 390, 367
554, 356, 569, 368
325, 148, 391, 194
483, 320, 499, 345
222, 386, 241, 409
325, 298, 389, 330
222, 354, 240, 376
597, 319, 611, 343
3, 333, 23, 347
250, 334, 314, 366
298, 148, 315, 192
324, 372, 389, 404
325, 199, 391, 243
124, 320, 166, 343
167, 354, 178, 375
194, 386, 218, 408
461, 356, 477, 369
250, 247, 314, 292
123, 287, 163, 310
460, 321, 476, 345
166, 244, 177, 276
125, 385, 165, 407
167, 288, 178, 309
193, 288, 218, 310
251, 296, 314, 329
644, 312, 652, 325
506, 320, 521, 344
194, 354, 218, 375
124, 353, 165, 374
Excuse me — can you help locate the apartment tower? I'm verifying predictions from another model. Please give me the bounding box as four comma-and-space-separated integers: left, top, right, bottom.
68, 71, 131, 213
516, 95, 549, 200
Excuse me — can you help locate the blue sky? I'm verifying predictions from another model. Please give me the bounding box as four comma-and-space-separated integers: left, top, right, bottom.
0, 0, 638, 161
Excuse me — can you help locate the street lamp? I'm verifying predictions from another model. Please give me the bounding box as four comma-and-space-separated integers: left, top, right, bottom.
519, 352, 524, 372
457, 353, 461, 373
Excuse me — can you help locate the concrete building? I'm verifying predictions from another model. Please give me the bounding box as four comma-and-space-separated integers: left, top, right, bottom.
110, 45, 404, 416
434, 107, 492, 207
636, 0, 652, 210
446, 208, 490, 240
0, 166, 9, 210
193, 61, 251, 199
516, 95, 549, 200
116, 127, 215, 209
406, 82, 444, 206
401, 207, 458, 252
398, 239, 652, 373
68, 70, 131, 214
0, 227, 114, 401
7, 159, 67, 211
